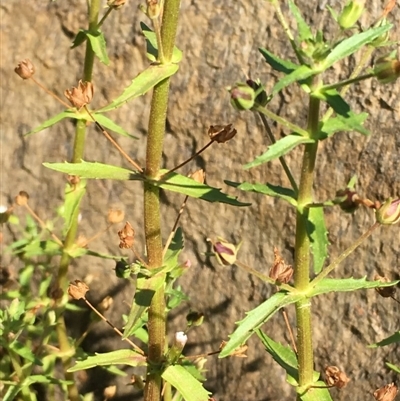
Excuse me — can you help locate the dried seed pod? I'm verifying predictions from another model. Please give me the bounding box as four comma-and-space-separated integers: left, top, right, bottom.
64, 80, 94, 109
208, 124, 237, 144
118, 221, 135, 249
373, 383, 398, 401
374, 275, 396, 298
68, 280, 89, 300
269, 247, 293, 285
107, 0, 126, 8
15, 191, 29, 206
324, 366, 350, 389
15, 59, 35, 79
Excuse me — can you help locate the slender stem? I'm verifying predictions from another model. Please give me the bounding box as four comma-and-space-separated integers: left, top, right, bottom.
258, 112, 298, 194
55, 2, 101, 401
281, 308, 297, 353
30, 76, 71, 108
311, 222, 380, 287
254, 104, 310, 137
143, 1, 181, 399
321, 73, 374, 91
294, 95, 320, 391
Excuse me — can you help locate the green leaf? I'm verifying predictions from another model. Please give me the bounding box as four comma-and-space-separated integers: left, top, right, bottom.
309, 277, 399, 297
288, 0, 313, 42
386, 362, 400, 373
244, 134, 315, 169
141, 22, 183, 63
98, 63, 179, 112
123, 275, 165, 338
62, 179, 87, 235
43, 161, 139, 180
219, 292, 303, 358
369, 332, 400, 348
322, 24, 393, 70
93, 113, 138, 139
308, 207, 328, 274
154, 171, 251, 207
86, 29, 110, 65
162, 365, 211, 401
319, 113, 369, 139
164, 228, 184, 272
71, 29, 87, 49
10, 340, 43, 365
225, 181, 297, 206
24, 110, 83, 137
11, 239, 62, 258
259, 47, 299, 74
67, 350, 146, 372
272, 64, 315, 96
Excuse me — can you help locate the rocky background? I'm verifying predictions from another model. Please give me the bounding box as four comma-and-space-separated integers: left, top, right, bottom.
1, 0, 399, 400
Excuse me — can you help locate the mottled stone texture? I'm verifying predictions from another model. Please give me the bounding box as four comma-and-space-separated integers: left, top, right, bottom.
1, 1, 399, 400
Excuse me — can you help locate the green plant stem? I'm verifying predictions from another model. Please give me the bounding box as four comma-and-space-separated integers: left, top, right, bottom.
294, 95, 320, 392
311, 222, 380, 287
321, 73, 374, 91
143, 1, 181, 400
55, 2, 100, 401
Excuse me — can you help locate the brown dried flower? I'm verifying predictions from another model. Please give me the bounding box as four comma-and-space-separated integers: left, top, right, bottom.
15, 59, 35, 79
269, 247, 293, 285
374, 275, 396, 298
108, 208, 125, 224
190, 169, 205, 184
208, 124, 237, 144
64, 80, 94, 109
107, 0, 126, 8
118, 221, 135, 249
374, 383, 398, 401
68, 280, 89, 300
324, 366, 350, 389
15, 191, 29, 206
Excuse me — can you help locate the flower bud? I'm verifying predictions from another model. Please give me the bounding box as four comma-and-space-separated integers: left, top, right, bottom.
14, 59, 35, 79
373, 57, 400, 84
107, 0, 126, 8
15, 191, 29, 206
228, 83, 256, 111
168, 331, 188, 363
338, 0, 365, 30
115, 260, 131, 279
208, 237, 241, 266
208, 124, 237, 143
376, 198, 400, 225
324, 366, 350, 389
68, 280, 89, 300
374, 383, 398, 401
246, 79, 268, 107
147, 1, 160, 19
64, 80, 94, 109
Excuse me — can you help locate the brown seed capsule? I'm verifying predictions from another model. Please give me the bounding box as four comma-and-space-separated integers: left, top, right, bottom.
107, 208, 125, 224
107, 0, 126, 8
15, 191, 29, 206
373, 383, 398, 401
15, 59, 35, 79
118, 221, 135, 249
324, 366, 350, 389
269, 247, 293, 285
68, 280, 89, 300
64, 80, 94, 109
375, 275, 396, 298
208, 124, 237, 144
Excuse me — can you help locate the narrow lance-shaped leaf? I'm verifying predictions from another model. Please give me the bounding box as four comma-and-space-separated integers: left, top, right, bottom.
244, 134, 315, 170
318, 113, 369, 139
162, 365, 211, 401
219, 291, 303, 358
288, 0, 313, 42
259, 47, 299, 74
225, 180, 297, 207
24, 110, 84, 137
62, 179, 87, 235
97, 63, 179, 112
271, 64, 315, 96
369, 332, 400, 348
93, 113, 138, 139
322, 24, 392, 70
67, 349, 147, 372
85, 29, 110, 65
307, 207, 328, 274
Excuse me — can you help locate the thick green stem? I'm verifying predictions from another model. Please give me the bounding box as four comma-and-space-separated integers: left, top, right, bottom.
143, 1, 181, 400
294, 96, 320, 391
55, 1, 100, 400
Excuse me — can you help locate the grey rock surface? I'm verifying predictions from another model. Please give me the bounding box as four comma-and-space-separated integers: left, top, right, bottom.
1, 1, 399, 400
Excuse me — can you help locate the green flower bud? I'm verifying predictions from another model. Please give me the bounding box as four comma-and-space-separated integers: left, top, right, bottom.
373, 57, 400, 84
338, 0, 365, 30
376, 198, 400, 225
228, 83, 256, 111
